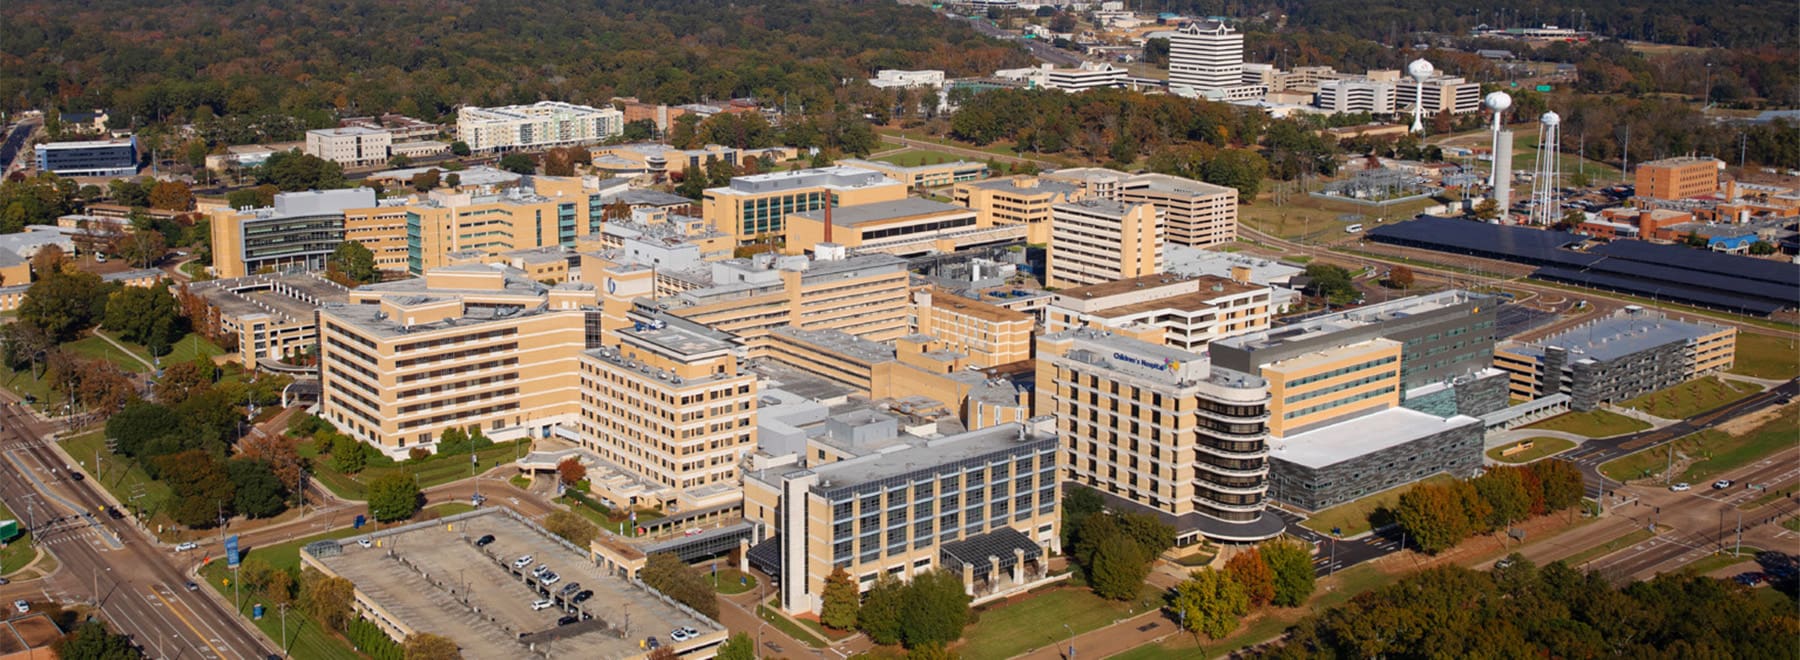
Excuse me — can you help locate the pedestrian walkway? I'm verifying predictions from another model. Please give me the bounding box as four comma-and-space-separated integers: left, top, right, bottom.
1598, 403, 1678, 428
90, 331, 157, 371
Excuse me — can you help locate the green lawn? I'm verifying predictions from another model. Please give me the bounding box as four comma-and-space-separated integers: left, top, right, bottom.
0, 499, 39, 576
424, 502, 475, 517
63, 335, 152, 372
757, 603, 827, 648
306, 439, 530, 501
956, 583, 1164, 660
164, 333, 226, 365
1559, 525, 1664, 568
710, 567, 757, 595
198, 527, 367, 660
1600, 410, 1797, 483
1107, 563, 1391, 659
1730, 333, 1800, 380
63, 429, 174, 524
1524, 409, 1651, 438
1300, 473, 1457, 537
1242, 179, 1457, 242
1487, 437, 1577, 464
0, 363, 67, 415
1680, 547, 1762, 576
1621, 377, 1759, 420
1783, 517, 1800, 533
870, 148, 975, 168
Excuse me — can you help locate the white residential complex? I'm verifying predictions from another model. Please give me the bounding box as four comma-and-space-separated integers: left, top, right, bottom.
1169, 21, 1264, 101
305, 127, 393, 168
456, 101, 626, 153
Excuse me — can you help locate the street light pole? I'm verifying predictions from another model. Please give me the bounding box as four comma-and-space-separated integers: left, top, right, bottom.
280, 603, 289, 658
1063, 622, 1074, 660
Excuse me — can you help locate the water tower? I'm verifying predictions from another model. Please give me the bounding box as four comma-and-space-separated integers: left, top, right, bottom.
1484, 91, 1514, 220
1406, 58, 1435, 134
1530, 111, 1562, 226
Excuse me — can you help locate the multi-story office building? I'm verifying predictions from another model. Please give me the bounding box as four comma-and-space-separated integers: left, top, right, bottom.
573, 316, 757, 512
1037, 328, 1283, 544
338, 175, 615, 276
1634, 156, 1723, 201
186, 272, 351, 368
304, 127, 393, 168
745, 421, 1061, 614
1493, 306, 1735, 410
783, 198, 1021, 257
590, 143, 798, 179
835, 159, 989, 189
33, 138, 137, 176
1046, 199, 1162, 288
702, 166, 907, 246
209, 188, 375, 278
912, 288, 1034, 367
1040, 62, 1129, 92
1394, 75, 1482, 115
631, 250, 912, 351
1315, 78, 1398, 114
316, 266, 596, 455
1169, 21, 1263, 100
1043, 168, 1239, 248
952, 176, 1086, 245
1045, 274, 1272, 352
342, 202, 413, 273
456, 101, 625, 153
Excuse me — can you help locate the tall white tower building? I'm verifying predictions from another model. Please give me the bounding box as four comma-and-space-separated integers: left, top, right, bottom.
1170, 21, 1245, 95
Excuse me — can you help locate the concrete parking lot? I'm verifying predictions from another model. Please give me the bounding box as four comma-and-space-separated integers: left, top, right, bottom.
308, 509, 724, 658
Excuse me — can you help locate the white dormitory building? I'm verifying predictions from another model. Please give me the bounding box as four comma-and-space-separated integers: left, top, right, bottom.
867, 70, 945, 90
304, 127, 392, 168
455, 101, 626, 153
1168, 20, 1265, 101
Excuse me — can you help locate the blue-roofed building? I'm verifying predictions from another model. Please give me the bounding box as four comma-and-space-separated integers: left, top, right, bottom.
1493, 306, 1736, 410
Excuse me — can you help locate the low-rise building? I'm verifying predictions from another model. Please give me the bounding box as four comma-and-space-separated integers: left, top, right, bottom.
33, 137, 137, 177
304, 127, 392, 168
835, 159, 988, 190
1046, 274, 1272, 352
1493, 306, 1736, 409
185, 272, 352, 368
1634, 156, 1722, 201
783, 198, 1020, 257
1040, 62, 1129, 92
1394, 75, 1482, 115
911, 288, 1034, 368
632, 251, 912, 352
456, 101, 625, 153
1315, 78, 1398, 114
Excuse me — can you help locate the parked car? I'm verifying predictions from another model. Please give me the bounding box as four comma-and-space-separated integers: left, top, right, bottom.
1734, 572, 1766, 587
531, 565, 550, 577
174, 542, 198, 552
185, 581, 199, 592
1494, 557, 1516, 570
470, 493, 487, 506
12, 600, 27, 614
646, 637, 660, 650
670, 628, 692, 642
0, 578, 9, 586
513, 555, 534, 568
531, 599, 555, 611
678, 626, 698, 639
474, 534, 496, 547
572, 590, 593, 604
105, 507, 123, 520
559, 582, 581, 596
1669, 482, 1691, 492
557, 615, 579, 626
1713, 479, 1734, 490
542, 573, 561, 586
357, 538, 373, 549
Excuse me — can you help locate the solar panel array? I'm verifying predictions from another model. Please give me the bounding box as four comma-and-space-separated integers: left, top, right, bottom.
1369, 216, 1800, 316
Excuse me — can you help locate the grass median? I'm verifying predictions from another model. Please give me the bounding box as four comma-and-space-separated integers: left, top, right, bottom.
1730, 333, 1800, 380
1599, 410, 1797, 483
1621, 377, 1759, 420
1487, 437, 1576, 464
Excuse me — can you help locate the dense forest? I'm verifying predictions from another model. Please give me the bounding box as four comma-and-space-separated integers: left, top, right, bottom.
0, 0, 1032, 126
1135, 0, 1796, 50
1260, 560, 1798, 658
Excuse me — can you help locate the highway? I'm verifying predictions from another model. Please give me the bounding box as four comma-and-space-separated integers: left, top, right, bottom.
0, 118, 39, 174
0, 401, 272, 659
954, 14, 1085, 67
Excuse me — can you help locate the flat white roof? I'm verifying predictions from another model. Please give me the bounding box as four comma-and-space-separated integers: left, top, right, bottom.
1272, 407, 1480, 469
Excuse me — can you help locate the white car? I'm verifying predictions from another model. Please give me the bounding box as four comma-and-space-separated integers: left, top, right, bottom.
1669, 482, 1691, 492
670, 628, 693, 642
531, 599, 555, 611
542, 573, 561, 586
513, 555, 534, 568
357, 538, 373, 549
1713, 479, 1734, 490
532, 565, 550, 577
174, 542, 198, 552
12, 600, 27, 614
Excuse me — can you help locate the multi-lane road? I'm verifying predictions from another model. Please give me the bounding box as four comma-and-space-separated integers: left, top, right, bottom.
0, 401, 272, 659
1564, 379, 1800, 498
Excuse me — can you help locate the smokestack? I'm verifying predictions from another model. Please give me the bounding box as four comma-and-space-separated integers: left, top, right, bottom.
824, 199, 833, 244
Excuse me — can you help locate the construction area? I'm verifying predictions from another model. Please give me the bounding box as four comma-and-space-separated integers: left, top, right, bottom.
301, 508, 725, 659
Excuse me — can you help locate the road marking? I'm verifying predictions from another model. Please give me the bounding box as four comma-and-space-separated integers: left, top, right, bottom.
151, 589, 229, 660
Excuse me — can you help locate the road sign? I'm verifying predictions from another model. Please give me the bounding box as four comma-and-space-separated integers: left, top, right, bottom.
354, 514, 366, 529
225, 535, 241, 568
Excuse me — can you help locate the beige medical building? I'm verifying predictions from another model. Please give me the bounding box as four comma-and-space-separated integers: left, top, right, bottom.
1043, 168, 1238, 247
911, 288, 1034, 367
953, 176, 1087, 245
638, 250, 911, 352
702, 166, 906, 246
305, 127, 392, 168
1036, 329, 1284, 544
1045, 274, 1272, 352
1046, 199, 1162, 288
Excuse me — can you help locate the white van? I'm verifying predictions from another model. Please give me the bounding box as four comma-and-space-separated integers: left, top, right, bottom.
1344, 224, 1364, 234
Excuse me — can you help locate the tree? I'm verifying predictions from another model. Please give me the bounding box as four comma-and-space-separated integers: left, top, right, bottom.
444, 173, 460, 188
556, 457, 586, 488
329, 434, 369, 473
542, 510, 598, 548
857, 573, 906, 644
1683, 230, 1708, 248
1087, 532, 1152, 600
1302, 263, 1357, 304
1224, 547, 1275, 607
1261, 539, 1316, 607
1380, 265, 1414, 290
300, 568, 355, 631
31, 244, 68, 277
1473, 467, 1531, 530
715, 633, 755, 660
408, 168, 439, 192
227, 458, 288, 519
0, 173, 78, 233
1203, 148, 1268, 199
155, 449, 235, 528
107, 401, 182, 458
450, 141, 471, 157
330, 241, 377, 283
148, 180, 195, 211
1113, 512, 1177, 558
389, 154, 413, 169
1172, 568, 1249, 640
52, 619, 142, 659
19, 270, 111, 342
402, 632, 461, 660
899, 569, 971, 648
1473, 197, 1501, 221
112, 229, 167, 268
104, 282, 181, 354
621, 120, 657, 142
640, 553, 719, 619
1531, 459, 1585, 513
1749, 240, 1777, 255
1061, 484, 1104, 549
820, 567, 860, 630
498, 153, 535, 175
226, 185, 277, 209
1395, 483, 1469, 554
668, 115, 701, 150
259, 151, 345, 191
542, 147, 585, 176
367, 471, 421, 522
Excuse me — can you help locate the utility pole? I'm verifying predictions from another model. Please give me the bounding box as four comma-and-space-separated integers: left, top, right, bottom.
279, 603, 289, 658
